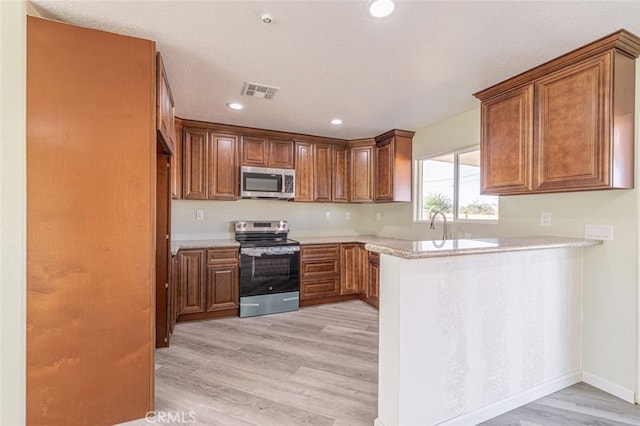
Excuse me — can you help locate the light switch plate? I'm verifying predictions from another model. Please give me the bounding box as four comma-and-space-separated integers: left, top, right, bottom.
196, 210, 204, 220
325, 211, 331, 220
346, 212, 351, 221
585, 224, 614, 240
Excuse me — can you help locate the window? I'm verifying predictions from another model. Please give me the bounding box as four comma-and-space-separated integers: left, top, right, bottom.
416, 147, 499, 222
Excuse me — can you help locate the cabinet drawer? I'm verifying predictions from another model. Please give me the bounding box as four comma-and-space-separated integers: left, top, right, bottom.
300, 278, 340, 300
207, 248, 238, 265
301, 244, 340, 260
301, 259, 339, 279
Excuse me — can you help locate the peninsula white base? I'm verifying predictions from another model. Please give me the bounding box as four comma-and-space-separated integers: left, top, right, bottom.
376, 247, 584, 426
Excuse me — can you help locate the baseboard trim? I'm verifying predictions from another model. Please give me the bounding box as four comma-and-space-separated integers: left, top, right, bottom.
373, 418, 385, 426
582, 371, 636, 403
437, 371, 582, 426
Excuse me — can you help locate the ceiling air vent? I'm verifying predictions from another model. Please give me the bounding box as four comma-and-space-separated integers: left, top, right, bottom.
242, 81, 279, 100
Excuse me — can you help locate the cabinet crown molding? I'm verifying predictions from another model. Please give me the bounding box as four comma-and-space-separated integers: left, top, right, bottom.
474, 29, 640, 101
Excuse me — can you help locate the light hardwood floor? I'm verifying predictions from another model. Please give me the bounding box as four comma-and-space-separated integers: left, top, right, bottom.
123, 300, 640, 425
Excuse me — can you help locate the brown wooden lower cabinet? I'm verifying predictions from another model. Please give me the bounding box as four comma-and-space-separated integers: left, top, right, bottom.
365, 251, 380, 308
301, 243, 379, 308
176, 248, 239, 321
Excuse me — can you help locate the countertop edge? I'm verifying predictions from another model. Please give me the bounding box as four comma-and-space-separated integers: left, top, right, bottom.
364, 237, 604, 260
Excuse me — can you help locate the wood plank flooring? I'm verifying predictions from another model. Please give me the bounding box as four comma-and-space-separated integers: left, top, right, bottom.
481, 382, 640, 426
121, 300, 640, 426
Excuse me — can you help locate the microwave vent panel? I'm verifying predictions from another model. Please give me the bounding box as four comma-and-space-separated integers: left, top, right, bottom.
242, 82, 279, 100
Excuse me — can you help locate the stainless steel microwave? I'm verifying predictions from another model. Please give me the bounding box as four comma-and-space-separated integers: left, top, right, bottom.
240, 166, 295, 199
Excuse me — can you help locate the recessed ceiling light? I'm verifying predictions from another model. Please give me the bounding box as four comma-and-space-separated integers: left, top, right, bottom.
226, 102, 244, 111
330, 118, 343, 125
368, 0, 395, 18
261, 14, 273, 24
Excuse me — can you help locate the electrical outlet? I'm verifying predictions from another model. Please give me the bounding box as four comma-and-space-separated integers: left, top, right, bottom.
346, 212, 351, 221
376, 212, 381, 221
540, 212, 551, 226
464, 233, 472, 239
325, 211, 331, 220
196, 210, 204, 220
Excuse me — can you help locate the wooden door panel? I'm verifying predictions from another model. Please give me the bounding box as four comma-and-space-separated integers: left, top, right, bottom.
208, 133, 238, 200
171, 118, 182, 199
295, 142, 313, 201
480, 85, 533, 195
332, 145, 349, 202
206, 266, 239, 311
183, 127, 208, 199
27, 16, 154, 424
375, 139, 393, 201
241, 136, 268, 166
350, 146, 374, 202
340, 244, 360, 295
314, 143, 332, 202
534, 54, 610, 191
269, 139, 295, 168
178, 250, 206, 314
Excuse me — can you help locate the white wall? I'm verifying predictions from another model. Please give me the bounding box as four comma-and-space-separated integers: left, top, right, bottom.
172, 199, 371, 240
0, 0, 27, 424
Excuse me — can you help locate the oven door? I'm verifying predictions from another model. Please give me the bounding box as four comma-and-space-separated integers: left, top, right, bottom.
239, 246, 300, 297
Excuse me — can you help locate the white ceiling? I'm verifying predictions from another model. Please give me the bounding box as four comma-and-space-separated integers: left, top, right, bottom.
31, 0, 640, 140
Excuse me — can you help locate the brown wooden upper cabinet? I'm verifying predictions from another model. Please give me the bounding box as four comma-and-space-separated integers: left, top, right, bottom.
374, 130, 414, 202
171, 117, 183, 199
294, 141, 337, 202
474, 30, 640, 195
156, 52, 175, 155
241, 136, 295, 169
332, 145, 350, 202
350, 141, 375, 203
183, 126, 239, 200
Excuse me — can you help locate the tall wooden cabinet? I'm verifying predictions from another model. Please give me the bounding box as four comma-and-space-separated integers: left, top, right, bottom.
350, 142, 375, 203
332, 145, 350, 202
474, 30, 640, 195
171, 117, 183, 199
374, 130, 414, 202
314, 143, 333, 202
27, 16, 154, 425
183, 127, 208, 200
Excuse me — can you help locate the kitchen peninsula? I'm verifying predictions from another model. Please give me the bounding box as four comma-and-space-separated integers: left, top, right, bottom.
366, 236, 603, 426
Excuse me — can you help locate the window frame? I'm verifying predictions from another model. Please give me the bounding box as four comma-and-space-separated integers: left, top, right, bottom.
414, 145, 499, 224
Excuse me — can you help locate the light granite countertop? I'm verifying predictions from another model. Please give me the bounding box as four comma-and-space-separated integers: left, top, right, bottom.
171, 239, 239, 255
364, 235, 603, 260
171, 235, 603, 259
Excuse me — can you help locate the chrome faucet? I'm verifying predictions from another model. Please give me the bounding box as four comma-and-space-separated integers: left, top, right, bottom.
429, 210, 448, 240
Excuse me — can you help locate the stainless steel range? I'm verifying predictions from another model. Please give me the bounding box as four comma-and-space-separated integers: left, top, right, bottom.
235, 220, 300, 318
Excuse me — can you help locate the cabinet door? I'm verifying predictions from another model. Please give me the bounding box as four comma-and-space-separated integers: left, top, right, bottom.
170, 255, 178, 333
480, 85, 533, 195
241, 136, 268, 167
350, 145, 374, 202
357, 244, 368, 294
314, 143, 332, 202
177, 250, 206, 314
156, 155, 171, 348
332, 145, 349, 202
534, 53, 611, 191
367, 252, 380, 309
206, 265, 239, 311
171, 119, 182, 199
375, 137, 394, 201
208, 133, 238, 200
156, 52, 175, 155
182, 127, 208, 199
340, 244, 360, 295
269, 139, 295, 168
295, 142, 314, 201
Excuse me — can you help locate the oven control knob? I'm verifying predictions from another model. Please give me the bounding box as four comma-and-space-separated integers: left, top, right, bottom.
236, 221, 248, 231
277, 221, 287, 230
